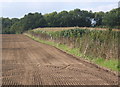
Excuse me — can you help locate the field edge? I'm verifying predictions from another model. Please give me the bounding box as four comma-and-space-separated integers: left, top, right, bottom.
24, 33, 119, 77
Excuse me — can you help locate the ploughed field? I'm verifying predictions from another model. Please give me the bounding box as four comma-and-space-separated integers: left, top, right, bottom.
2, 34, 118, 85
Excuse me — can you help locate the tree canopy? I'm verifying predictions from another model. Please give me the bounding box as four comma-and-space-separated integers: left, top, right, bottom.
2, 8, 120, 34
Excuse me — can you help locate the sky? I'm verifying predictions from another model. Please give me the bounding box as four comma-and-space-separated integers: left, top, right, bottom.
0, 0, 119, 18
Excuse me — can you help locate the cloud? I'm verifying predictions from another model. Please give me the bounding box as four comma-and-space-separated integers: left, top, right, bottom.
1, 1, 118, 18
94, 4, 117, 12
0, 0, 119, 2
83, 3, 118, 12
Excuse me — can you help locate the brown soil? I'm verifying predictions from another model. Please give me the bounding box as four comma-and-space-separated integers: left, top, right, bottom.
2, 34, 119, 85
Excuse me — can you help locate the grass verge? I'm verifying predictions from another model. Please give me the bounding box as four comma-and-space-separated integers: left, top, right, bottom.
25, 33, 119, 72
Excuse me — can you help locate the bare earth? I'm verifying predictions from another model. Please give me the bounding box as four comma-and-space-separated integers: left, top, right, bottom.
2, 34, 118, 86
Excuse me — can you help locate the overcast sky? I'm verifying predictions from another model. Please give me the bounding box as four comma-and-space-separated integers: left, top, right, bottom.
0, 0, 119, 18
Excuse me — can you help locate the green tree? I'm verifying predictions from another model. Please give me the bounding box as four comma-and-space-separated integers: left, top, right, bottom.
94, 11, 105, 26
44, 12, 57, 27
10, 12, 47, 33
2, 18, 12, 34
102, 8, 119, 28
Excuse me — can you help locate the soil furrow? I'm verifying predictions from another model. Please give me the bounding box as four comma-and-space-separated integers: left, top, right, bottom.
2, 34, 119, 86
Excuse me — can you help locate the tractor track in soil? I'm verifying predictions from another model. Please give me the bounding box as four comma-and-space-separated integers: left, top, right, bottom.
1, 34, 119, 86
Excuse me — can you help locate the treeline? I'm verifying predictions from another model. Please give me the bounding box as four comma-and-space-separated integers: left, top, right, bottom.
1, 8, 120, 34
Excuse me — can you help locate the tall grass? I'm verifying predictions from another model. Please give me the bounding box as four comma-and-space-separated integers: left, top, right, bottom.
25, 33, 119, 72
26, 28, 119, 60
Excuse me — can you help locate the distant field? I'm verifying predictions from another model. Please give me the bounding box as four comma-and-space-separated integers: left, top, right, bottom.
33, 27, 120, 32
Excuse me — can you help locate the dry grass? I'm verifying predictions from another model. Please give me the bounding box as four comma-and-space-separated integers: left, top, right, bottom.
33, 27, 120, 32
